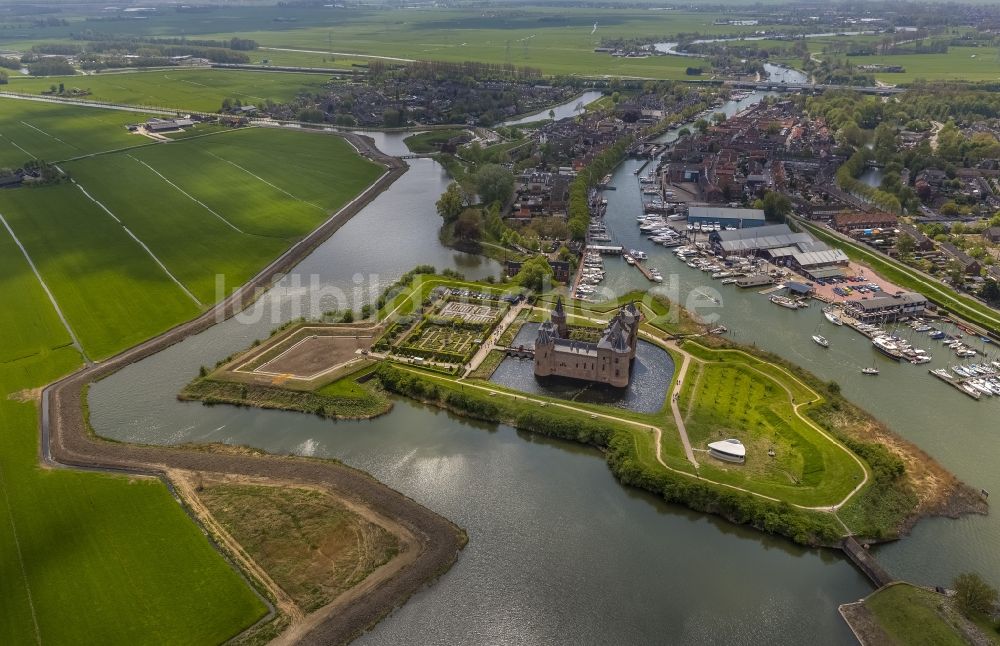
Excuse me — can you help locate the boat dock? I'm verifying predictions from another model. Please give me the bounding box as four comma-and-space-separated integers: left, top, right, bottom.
929, 368, 981, 400
586, 245, 624, 255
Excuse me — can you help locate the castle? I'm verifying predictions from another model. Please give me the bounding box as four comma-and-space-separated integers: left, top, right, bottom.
533, 298, 640, 388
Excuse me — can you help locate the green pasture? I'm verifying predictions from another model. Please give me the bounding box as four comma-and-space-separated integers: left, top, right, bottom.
849, 48, 1000, 83
0, 184, 201, 360
59, 127, 379, 303
0, 99, 152, 167
8, 68, 332, 112
0, 227, 71, 362
0, 279, 265, 643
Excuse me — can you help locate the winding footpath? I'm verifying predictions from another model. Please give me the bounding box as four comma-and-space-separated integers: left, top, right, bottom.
39, 133, 467, 645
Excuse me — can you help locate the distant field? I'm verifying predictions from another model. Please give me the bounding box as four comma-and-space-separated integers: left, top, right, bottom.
0, 254, 265, 643
0, 99, 153, 167
850, 48, 1000, 83
8, 68, 333, 112
0, 7, 788, 79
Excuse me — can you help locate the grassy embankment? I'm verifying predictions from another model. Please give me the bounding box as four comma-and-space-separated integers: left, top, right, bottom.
0, 220, 267, 645
181, 363, 392, 420
7, 68, 333, 113
857, 582, 999, 646
799, 218, 1000, 338
0, 102, 383, 358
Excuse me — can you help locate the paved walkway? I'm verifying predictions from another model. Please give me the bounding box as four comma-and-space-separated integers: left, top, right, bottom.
664, 339, 699, 468
463, 302, 528, 378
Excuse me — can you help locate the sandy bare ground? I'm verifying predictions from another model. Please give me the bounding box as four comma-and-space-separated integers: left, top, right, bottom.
40, 134, 466, 645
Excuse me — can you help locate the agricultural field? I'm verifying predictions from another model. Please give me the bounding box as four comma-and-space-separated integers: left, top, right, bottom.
0, 7, 797, 79
0, 184, 202, 359
678, 343, 866, 506
0, 250, 266, 644
1, 103, 383, 357
0, 225, 72, 363
0, 99, 154, 167
7, 68, 333, 113
849, 48, 1000, 83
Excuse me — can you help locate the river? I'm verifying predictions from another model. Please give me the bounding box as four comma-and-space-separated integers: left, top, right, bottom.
502, 90, 605, 126
88, 86, 996, 644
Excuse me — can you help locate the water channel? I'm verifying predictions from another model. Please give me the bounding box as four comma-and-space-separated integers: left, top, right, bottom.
88, 76, 997, 644
502, 90, 605, 126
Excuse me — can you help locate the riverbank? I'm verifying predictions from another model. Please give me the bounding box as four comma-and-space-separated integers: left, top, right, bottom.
840, 581, 997, 645
39, 132, 470, 644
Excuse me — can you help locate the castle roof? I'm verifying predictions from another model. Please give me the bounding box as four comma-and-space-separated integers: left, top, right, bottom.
536, 319, 556, 345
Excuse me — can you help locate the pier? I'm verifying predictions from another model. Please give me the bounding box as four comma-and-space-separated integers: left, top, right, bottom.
929, 368, 981, 400
627, 255, 659, 282
841, 537, 896, 588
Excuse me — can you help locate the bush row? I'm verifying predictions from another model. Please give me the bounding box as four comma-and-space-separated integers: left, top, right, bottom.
375, 364, 844, 546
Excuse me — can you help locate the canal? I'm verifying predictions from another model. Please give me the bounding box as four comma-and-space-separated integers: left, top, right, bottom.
88, 86, 995, 645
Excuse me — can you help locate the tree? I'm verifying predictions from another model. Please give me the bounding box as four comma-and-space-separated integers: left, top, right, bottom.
474, 164, 514, 207
454, 208, 483, 242
953, 572, 998, 617
711, 112, 727, 124
611, 91, 621, 104
694, 118, 709, 133
514, 255, 554, 292
981, 280, 1000, 306
761, 191, 792, 222
436, 182, 466, 224
896, 233, 915, 257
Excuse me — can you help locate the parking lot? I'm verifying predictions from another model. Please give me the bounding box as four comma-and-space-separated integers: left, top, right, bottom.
807, 262, 905, 303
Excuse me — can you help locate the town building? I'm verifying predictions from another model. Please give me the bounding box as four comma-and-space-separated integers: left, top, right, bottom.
534, 300, 640, 388
843, 292, 928, 322
832, 211, 898, 233
687, 205, 767, 229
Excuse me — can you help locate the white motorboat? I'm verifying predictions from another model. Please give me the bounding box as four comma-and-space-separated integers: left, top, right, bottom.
812, 334, 829, 348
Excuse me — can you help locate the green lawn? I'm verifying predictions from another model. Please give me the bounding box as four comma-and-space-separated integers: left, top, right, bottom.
0, 246, 266, 644
863, 583, 968, 646
679, 348, 863, 506
0, 184, 202, 360
0, 99, 154, 167
8, 68, 333, 113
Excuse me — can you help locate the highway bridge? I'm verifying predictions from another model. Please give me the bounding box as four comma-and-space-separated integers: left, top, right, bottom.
728, 81, 905, 95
